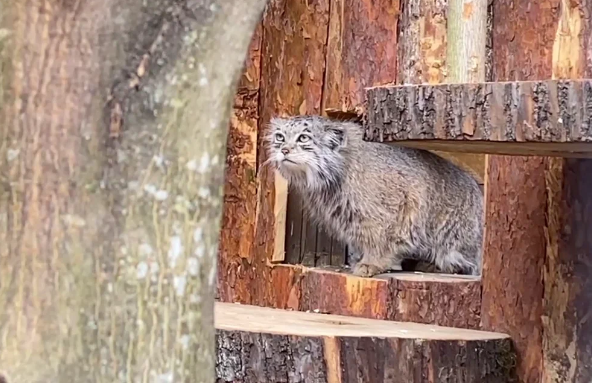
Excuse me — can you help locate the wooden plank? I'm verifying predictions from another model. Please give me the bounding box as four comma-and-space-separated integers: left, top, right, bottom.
218, 25, 263, 302
315, 227, 333, 266
364, 79, 592, 157
294, 267, 482, 329
444, 0, 488, 185
253, 0, 330, 303
301, 216, 317, 266
542, 1, 592, 382
323, 0, 400, 112
215, 302, 516, 383
480, 1, 560, 383
272, 173, 288, 262
284, 180, 304, 264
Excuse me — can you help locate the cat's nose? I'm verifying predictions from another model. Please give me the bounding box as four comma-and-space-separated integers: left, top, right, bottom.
281, 148, 290, 155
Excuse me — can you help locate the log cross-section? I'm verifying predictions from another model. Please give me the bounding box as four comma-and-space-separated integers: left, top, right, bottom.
364, 79, 592, 157
215, 302, 516, 383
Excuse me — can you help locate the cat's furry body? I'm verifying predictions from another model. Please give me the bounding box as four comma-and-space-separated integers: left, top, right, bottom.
266, 115, 483, 277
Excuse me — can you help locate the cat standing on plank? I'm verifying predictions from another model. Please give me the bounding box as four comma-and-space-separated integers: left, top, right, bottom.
265, 115, 483, 278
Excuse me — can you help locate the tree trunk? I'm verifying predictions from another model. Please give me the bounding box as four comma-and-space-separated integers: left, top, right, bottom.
215, 302, 516, 383
0, 1, 266, 382
480, 2, 557, 383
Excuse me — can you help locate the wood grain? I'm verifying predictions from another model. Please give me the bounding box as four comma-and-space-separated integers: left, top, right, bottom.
365, 79, 592, 157
480, 1, 560, 382
215, 302, 516, 383
0, 0, 267, 381
218, 25, 263, 302
254, 0, 330, 272
543, 1, 592, 382
263, 266, 483, 329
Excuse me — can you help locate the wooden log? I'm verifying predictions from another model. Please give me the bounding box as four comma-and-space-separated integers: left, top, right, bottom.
0, 0, 266, 381
543, 1, 592, 382
323, 0, 400, 112
261, 266, 482, 329
364, 79, 592, 157
218, 25, 263, 302
480, 1, 559, 383
215, 302, 516, 383
253, 0, 330, 274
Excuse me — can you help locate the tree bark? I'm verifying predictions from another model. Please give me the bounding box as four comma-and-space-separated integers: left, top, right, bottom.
364, 80, 592, 157
481, 1, 558, 383
543, 1, 592, 381
0, 1, 266, 381
215, 302, 516, 383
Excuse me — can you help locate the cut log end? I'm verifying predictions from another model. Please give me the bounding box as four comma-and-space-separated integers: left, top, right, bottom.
364, 79, 592, 158
215, 302, 516, 383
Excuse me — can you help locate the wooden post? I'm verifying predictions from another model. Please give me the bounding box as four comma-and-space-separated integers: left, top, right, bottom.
479, 2, 559, 382
215, 302, 516, 382
543, 1, 592, 381
0, 1, 266, 381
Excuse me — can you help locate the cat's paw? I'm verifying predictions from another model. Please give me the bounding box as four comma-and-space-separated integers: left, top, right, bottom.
352, 263, 383, 277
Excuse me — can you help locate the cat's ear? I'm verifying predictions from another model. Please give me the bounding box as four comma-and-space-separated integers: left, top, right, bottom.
324, 124, 347, 150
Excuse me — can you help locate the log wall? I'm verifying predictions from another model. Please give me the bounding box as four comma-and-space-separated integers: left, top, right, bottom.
218, 0, 487, 327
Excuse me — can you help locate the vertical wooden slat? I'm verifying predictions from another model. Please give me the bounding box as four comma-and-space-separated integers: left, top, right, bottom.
253, 0, 330, 303
543, 1, 592, 382
218, 25, 263, 302
284, 190, 305, 264
316, 227, 333, 266
480, 2, 561, 382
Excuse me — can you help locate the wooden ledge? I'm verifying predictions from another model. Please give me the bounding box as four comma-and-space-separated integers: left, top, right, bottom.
216, 302, 504, 340
216, 302, 516, 382
364, 79, 592, 157
258, 264, 482, 329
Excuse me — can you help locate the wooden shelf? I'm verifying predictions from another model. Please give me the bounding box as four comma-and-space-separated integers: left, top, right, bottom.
215, 302, 516, 382
364, 79, 592, 157
244, 264, 482, 330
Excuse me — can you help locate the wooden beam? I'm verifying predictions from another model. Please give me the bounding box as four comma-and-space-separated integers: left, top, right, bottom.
215, 302, 516, 383
542, 1, 592, 381
253, 0, 330, 297
218, 25, 263, 302
364, 80, 592, 157
258, 265, 482, 329
480, 1, 560, 382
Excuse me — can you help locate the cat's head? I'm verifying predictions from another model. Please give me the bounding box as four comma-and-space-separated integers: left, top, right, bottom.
265, 115, 349, 189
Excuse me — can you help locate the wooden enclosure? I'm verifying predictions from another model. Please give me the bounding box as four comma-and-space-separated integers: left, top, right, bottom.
218, 0, 592, 382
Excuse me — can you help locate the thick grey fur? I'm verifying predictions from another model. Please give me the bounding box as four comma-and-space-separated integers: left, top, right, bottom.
265, 115, 483, 277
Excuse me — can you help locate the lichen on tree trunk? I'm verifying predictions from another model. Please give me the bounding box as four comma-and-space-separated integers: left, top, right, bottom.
0, 0, 266, 382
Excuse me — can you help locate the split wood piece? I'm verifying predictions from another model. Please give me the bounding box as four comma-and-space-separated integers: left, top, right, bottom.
215, 302, 516, 383
364, 79, 592, 158
258, 265, 482, 330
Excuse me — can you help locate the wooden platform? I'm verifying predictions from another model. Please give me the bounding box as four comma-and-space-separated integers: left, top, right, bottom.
364, 79, 592, 157
215, 302, 516, 382
244, 265, 483, 330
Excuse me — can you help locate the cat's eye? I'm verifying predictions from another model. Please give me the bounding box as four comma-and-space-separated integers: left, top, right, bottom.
297, 134, 310, 143
274, 133, 285, 142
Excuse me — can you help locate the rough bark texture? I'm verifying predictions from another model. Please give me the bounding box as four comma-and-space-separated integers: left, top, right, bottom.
259, 267, 482, 329
446, 0, 488, 83
480, 1, 559, 383
481, 156, 547, 383
0, 1, 266, 381
364, 80, 592, 157
397, 0, 448, 85
323, 0, 400, 112
254, 0, 330, 271
218, 26, 263, 303
215, 302, 516, 383
543, 1, 592, 382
